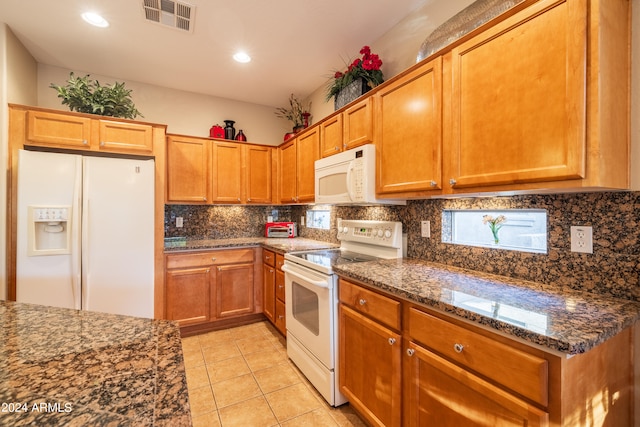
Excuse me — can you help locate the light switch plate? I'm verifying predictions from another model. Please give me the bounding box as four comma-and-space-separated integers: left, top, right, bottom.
176, 217, 183, 228
421, 220, 430, 238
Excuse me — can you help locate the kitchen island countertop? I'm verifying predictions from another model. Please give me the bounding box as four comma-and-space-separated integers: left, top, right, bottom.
333, 258, 640, 355
0, 300, 191, 426
164, 236, 339, 254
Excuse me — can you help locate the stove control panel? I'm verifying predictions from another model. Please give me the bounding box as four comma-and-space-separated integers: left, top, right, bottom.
337, 220, 402, 248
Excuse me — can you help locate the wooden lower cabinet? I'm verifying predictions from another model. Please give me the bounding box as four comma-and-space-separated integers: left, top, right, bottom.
338, 278, 634, 426
339, 304, 402, 427
165, 248, 261, 331
406, 341, 548, 426
263, 250, 286, 335
165, 267, 211, 326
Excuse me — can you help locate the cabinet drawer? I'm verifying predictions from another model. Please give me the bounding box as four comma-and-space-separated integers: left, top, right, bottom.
263, 250, 275, 267
339, 279, 400, 330
167, 248, 254, 269
409, 308, 548, 406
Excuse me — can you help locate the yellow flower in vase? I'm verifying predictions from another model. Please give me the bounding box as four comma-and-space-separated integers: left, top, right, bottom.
482, 214, 507, 244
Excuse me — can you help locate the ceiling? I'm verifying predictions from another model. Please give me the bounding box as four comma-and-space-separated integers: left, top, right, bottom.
0, 0, 432, 107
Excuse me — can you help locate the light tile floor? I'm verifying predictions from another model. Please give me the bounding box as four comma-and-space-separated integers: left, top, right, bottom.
181, 321, 367, 427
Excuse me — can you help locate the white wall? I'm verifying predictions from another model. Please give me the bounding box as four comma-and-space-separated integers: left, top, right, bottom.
38, 64, 292, 146
0, 24, 38, 300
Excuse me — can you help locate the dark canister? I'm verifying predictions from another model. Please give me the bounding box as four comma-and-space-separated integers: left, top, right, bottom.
223, 120, 236, 140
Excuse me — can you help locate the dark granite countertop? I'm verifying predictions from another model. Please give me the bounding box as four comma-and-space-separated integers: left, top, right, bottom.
333, 258, 640, 355
0, 301, 191, 426
164, 237, 339, 254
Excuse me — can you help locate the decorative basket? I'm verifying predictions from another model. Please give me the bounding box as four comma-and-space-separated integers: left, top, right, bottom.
334, 78, 370, 110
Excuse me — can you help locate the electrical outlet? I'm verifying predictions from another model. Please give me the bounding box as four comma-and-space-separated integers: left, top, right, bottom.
421, 220, 431, 238
176, 217, 183, 228
301, 216, 305, 226
570, 226, 592, 254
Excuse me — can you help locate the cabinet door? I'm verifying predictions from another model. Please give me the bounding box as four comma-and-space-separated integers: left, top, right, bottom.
165, 267, 211, 326
279, 139, 297, 203
245, 145, 272, 204
98, 120, 153, 153
214, 263, 255, 318
376, 57, 443, 195
406, 342, 549, 427
166, 136, 211, 203
26, 110, 92, 149
320, 114, 343, 158
263, 263, 276, 322
339, 304, 401, 427
274, 298, 286, 336
343, 97, 373, 150
296, 128, 320, 203
212, 141, 243, 203
446, 0, 586, 190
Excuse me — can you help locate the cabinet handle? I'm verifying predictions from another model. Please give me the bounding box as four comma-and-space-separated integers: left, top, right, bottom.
278, 315, 284, 320
454, 343, 464, 353
203, 197, 207, 201
388, 338, 396, 345
449, 178, 457, 186
358, 298, 366, 306
211, 257, 216, 262
265, 255, 271, 260
237, 198, 241, 202
406, 348, 415, 357
247, 198, 251, 202
430, 180, 437, 187
205, 268, 210, 273
334, 146, 339, 151
269, 269, 274, 273
278, 285, 284, 289
217, 267, 222, 271
82, 140, 88, 145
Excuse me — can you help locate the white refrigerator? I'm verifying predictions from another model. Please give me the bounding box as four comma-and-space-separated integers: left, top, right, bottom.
16, 149, 155, 318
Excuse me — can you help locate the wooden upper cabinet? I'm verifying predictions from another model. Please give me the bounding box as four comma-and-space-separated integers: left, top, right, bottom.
296, 127, 320, 203
279, 138, 297, 203
444, 0, 629, 193
320, 114, 343, 157
343, 97, 373, 151
166, 135, 211, 203
26, 110, 92, 149
245, 145, 273, 204
320, 97, 373, 158
97, 120, 154, 153
211, 141, 243, 203
375, 57, 443, 196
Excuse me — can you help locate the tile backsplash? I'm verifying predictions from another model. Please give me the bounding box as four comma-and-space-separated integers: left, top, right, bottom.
166, 191, 640, 302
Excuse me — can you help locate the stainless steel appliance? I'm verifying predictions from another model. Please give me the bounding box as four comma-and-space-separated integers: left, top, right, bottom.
282, 219, 403, 406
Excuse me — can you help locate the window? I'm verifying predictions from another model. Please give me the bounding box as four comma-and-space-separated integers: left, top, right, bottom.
442, 209, 547, 253
306, 209, 330, 230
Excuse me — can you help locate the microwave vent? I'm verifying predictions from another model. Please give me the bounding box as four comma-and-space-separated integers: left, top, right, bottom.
142, 0, 195, 33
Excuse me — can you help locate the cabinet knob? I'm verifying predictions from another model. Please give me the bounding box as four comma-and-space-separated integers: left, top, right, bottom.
211, 257, 216, 262
82, 140, 89, 145
278, 315, 284, 320
265, 255, 271, 260
248, 198, 251, 202
100, 141, 105, 147
269, 269, 274, 273
217, 267, 222, 271
406, 348, 415, 357
449, 178, 457, 186
335, 146, 339, 151
454, 343, 464, 353
388, 338, 396, 345
430, 180, 437, 187
358, 298, 366, 306
205, 268, 210, 273
278, 285, 284, 289
237, 198, 241, 202
203, 197, 207, 201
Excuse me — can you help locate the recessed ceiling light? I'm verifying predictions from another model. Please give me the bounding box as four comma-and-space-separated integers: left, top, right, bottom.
81, 12, 109, 28
233, 51, 251, 63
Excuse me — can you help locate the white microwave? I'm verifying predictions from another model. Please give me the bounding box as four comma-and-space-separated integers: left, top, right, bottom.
314, 144, 405, 205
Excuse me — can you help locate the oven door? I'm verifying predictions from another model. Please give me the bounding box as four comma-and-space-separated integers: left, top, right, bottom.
282, 261, 336, 369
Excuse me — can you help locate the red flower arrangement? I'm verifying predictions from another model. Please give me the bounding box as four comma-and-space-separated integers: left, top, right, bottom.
326, 46, 384, 102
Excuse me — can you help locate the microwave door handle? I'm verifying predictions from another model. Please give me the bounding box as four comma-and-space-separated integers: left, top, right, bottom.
281, 264, 330, 288
346, 161, 356, 201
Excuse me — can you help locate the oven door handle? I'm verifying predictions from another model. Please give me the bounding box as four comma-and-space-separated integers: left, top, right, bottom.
281, 264, 330, 288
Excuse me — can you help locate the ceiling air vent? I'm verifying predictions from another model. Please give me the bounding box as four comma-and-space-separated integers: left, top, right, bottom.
142, 0, 195, 33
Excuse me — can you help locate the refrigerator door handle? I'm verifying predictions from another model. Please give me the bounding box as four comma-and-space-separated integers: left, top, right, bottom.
71, 158, 83, 310
81, 171, 90, 311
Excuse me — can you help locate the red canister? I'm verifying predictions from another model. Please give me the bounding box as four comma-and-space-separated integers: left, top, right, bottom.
209, 124, 224, 139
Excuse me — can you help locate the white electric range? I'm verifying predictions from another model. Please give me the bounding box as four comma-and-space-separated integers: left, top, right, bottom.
281, 219, 403, 406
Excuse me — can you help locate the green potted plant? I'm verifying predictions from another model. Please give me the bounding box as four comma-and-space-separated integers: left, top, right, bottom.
50, 72, 143, 119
